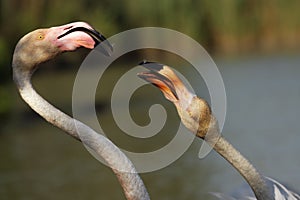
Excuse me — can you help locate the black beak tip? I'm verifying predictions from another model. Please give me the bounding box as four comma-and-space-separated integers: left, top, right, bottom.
138, 60, 164, 71
92, 31, 113, 57
97, 33, 113, 51
138, 60, 153, 65
95, 41, 113, 57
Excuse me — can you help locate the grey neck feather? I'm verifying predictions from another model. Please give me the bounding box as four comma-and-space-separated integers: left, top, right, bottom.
205, 121, 274, 200
13, 65, 150, 200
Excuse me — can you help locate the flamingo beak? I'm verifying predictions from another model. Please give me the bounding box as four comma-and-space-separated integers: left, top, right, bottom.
57, 25, 113, 56
137, 61, 179, 102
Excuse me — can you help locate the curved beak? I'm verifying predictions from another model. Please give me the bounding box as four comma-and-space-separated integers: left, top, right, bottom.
57, 24, 113, 56
137, 61, 179, 102
138, 61, 212, 138
137, 60, 196, 104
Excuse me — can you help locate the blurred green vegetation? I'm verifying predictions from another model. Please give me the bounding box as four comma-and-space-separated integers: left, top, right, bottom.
1, 0, 300, 119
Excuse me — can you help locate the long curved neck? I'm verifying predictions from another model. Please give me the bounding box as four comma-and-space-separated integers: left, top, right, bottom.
13, 66, 150, 200
15, 68, 80, 140
214, 136, 273, 200
205, 123, 273, 200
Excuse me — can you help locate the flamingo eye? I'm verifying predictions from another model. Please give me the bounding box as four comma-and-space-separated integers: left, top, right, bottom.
37, 33, 45, 40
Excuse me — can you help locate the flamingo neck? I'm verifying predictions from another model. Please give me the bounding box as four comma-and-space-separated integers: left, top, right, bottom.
15, 68, 80, 140
205, 124, 274, 200
13, 65, 150, 200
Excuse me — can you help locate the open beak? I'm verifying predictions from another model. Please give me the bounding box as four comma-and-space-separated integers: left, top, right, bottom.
137, 61, 179, 102
57, 23, 113, 56
137, 60, 197, 106
138, 61, 211, 137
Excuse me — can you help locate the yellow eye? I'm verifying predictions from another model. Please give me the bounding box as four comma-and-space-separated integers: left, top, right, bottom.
37, 33, 45, 40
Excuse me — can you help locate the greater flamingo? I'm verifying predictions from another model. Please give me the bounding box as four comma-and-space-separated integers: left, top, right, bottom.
138, 61, 300, 200
12, 22, 150, 200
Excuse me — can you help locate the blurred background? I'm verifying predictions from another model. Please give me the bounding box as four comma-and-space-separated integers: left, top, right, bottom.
1, 0, 300, 199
